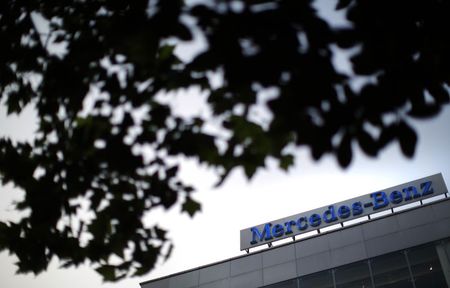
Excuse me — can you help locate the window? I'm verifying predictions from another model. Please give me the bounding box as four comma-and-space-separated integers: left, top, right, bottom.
298, 269, 333, 288
370, 251, 413, 288
335, 260, 373, 288
264, 279, 297, 288
407, 244, 447, 288
262, 241, 449, 288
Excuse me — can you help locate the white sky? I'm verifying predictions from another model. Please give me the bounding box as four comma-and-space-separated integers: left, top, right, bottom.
1, 1, 450, 288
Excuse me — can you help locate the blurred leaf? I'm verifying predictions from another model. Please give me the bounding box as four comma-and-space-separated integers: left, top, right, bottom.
182, 197, 201, 217
96, 265, 116, 282
357, 129, 378, 157
154, 226, 167, 240
0, 222, 7, 250
397, 121, 417, 158
164, 243, 174, 262
337, 133, 352, 168
158, 45, 176, 62
244, 163, 258, 179
279, 154, 294, 171
336, 0, 353, 10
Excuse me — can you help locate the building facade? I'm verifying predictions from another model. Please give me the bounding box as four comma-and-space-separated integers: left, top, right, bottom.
140, 177, 450, 288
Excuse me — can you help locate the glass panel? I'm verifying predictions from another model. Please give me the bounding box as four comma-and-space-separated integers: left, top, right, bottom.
407, 244, 447, 288
335, 260, 372, 288
371, 251, 413, 288
264, 279, 297, 288
299, 269, 333, 288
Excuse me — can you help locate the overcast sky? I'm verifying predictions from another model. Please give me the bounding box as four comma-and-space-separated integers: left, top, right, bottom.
1, 1, 450, 288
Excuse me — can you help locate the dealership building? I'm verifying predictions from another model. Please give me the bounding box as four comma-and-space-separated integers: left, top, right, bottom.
140, 174, 450, 288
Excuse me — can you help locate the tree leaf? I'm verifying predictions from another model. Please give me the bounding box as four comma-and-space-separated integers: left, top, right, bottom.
397, 121, 417, 158
96, 265, 116, 282
279, 154, 294, 171
182, 197, 201, 217
337, 133, 352, 168
336, 0, 353, 10
357, 129, 378, 157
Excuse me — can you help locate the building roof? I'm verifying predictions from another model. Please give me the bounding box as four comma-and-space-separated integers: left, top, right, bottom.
141, 195, 450, 288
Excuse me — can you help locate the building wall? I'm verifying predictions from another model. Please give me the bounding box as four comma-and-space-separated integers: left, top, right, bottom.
141, 198, 450, 288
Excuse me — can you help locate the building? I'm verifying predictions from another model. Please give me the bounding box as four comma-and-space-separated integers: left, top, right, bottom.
140, 174, 450, 288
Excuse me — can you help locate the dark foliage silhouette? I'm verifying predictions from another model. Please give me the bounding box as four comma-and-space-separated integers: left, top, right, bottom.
0, 0, 449, 281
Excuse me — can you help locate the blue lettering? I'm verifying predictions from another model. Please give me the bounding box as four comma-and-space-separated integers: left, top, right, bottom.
323, 205, 338, 223
309, 214, 321, 227
402, 186, 420, 201
371, 192, 389, 210
420, 181, 433, 196
338, 205, 351, 218
297, 217, 308, 230
250, 223, 272, 244
352, 202, 363, 216
389, 190, 403, 204
272, 224, 284, 238
284, 220, 296, 234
